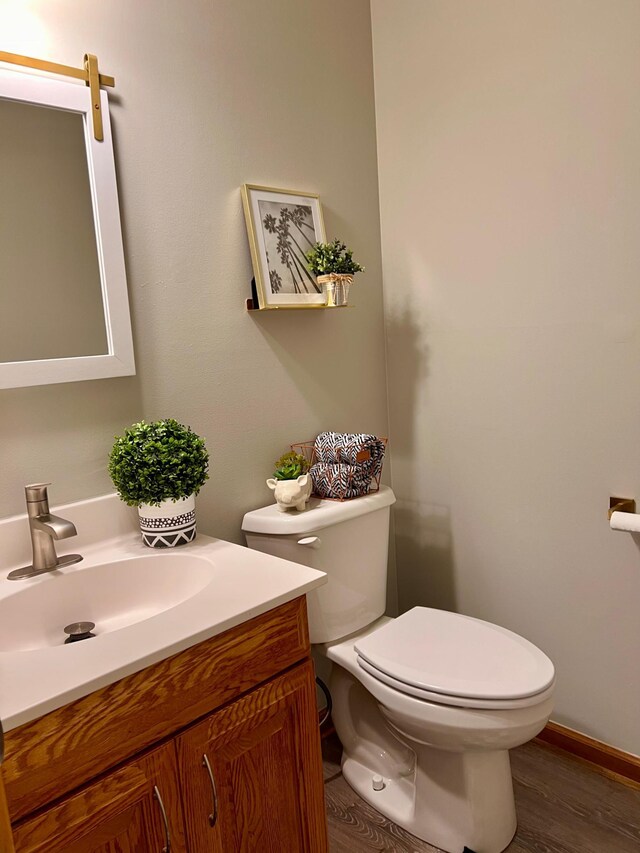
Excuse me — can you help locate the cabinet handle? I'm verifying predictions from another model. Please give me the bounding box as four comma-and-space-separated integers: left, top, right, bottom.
202, 753, 219, 828
153, 785, 172, 853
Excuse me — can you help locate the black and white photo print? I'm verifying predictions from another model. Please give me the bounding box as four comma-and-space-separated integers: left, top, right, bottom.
242, 185, 326, 308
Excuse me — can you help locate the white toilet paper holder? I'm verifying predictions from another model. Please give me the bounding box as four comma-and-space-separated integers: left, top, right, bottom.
608, 496, 636, 519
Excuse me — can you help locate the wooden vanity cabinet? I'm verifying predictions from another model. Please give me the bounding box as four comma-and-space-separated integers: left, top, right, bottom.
11, 742, 185, 853
177, 663, 326, 853
1, 597, 328, 853
0, 774, 14, 853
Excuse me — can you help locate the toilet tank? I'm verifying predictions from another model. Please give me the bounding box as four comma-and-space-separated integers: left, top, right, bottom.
242, 486, 396, 643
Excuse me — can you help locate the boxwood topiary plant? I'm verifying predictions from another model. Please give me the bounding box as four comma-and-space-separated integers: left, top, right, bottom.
273, 451, 309, 481
109, 418, 209, 507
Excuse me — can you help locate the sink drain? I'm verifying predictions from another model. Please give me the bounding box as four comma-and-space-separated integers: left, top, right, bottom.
64, 621, 96, 644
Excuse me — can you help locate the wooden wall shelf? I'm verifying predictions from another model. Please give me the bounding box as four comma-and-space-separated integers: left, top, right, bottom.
245, 297, 349, 311
245, 277, 353, 311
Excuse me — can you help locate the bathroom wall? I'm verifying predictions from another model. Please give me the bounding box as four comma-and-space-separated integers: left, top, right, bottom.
371, 0, 640, 753
1, 0, 393, 605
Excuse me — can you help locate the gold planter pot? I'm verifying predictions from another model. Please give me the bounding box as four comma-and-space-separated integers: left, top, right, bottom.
317, 274, 354, 307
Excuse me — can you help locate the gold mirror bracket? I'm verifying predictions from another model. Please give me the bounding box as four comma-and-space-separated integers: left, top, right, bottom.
0, 50, 114, 141
83, 53, 103, 141
608, 496, 636, 520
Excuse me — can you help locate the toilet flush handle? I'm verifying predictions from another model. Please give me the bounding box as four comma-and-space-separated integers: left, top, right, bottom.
297, 536, 321, 550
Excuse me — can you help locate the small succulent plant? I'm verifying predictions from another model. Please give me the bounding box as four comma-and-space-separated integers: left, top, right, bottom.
273, 451, 309, 481
305, 239, 364, 276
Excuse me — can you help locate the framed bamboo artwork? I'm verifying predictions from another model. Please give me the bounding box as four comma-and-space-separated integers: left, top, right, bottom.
242, 184, 327, 309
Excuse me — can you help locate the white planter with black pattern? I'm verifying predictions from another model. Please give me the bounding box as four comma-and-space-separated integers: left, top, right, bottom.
138, 494, 196, 548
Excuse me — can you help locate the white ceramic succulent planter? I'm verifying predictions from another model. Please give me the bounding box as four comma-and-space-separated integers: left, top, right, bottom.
266, 474, 312, 512
138, 494, 196, 548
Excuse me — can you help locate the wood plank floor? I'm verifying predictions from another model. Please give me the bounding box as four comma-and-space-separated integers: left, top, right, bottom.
322, 733, 640, 852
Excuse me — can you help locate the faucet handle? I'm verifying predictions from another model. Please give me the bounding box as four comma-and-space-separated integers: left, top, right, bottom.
25, 483, 51, 502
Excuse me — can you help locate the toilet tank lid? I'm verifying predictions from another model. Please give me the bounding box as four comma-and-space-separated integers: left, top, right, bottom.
242, 485, 396, 535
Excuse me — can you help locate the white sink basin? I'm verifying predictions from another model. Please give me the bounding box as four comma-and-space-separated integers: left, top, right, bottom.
0, 554, 213, 652
0, 492, 326, 732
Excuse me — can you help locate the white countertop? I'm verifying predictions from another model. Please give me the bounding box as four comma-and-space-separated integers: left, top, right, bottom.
0, 494, 326, 732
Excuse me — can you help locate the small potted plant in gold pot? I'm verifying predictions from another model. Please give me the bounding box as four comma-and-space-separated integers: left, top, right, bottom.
305, 239, 364, 307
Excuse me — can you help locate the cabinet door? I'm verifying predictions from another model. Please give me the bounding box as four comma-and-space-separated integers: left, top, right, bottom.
177, 660, 328, 853
12, 742, 186, 853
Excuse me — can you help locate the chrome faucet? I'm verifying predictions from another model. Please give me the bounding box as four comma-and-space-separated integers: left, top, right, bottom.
7, 484, 82, 581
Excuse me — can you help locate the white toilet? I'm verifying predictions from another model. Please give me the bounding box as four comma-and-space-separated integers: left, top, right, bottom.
242, 486, 555, 853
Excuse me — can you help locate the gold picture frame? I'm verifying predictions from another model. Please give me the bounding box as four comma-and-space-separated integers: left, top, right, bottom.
241, 184, 327, 309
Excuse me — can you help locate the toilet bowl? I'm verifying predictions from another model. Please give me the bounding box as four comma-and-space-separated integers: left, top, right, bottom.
242, 486, 555, 853
325, 615, 554, 852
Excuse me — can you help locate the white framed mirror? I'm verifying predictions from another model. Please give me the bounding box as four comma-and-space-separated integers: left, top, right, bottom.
0, 67, 135, 388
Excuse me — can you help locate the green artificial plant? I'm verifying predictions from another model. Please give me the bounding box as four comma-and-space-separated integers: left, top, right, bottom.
108, 418, 209, 507
273, 451, 309, 481
305, 239, 364, 276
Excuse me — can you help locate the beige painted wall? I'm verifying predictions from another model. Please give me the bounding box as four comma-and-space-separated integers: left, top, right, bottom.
372, 0, 640, 753
1, 0, 393, 611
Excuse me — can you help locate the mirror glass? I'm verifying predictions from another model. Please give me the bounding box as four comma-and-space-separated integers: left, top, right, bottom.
0, 67, 135, 389
0, 99, 108, 362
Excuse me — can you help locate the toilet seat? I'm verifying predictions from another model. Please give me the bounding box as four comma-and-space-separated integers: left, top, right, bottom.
355, 607, 555, 710
356, 656, 555, 709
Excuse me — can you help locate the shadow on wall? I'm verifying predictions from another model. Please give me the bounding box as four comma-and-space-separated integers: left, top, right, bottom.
394, 499, 457, 614
385, 301, 428, 465
385, 303, 458, 614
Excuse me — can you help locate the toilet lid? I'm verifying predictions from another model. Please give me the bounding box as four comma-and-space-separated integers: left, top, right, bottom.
354, 607, 555, 701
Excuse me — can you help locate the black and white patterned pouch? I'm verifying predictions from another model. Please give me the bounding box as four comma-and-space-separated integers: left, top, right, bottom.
310, 432, 386, 499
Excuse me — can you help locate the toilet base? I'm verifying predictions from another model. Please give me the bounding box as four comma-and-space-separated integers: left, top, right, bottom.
323, 618, 553, 853
327, 655, 522, 853
341, 745, 517, 853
